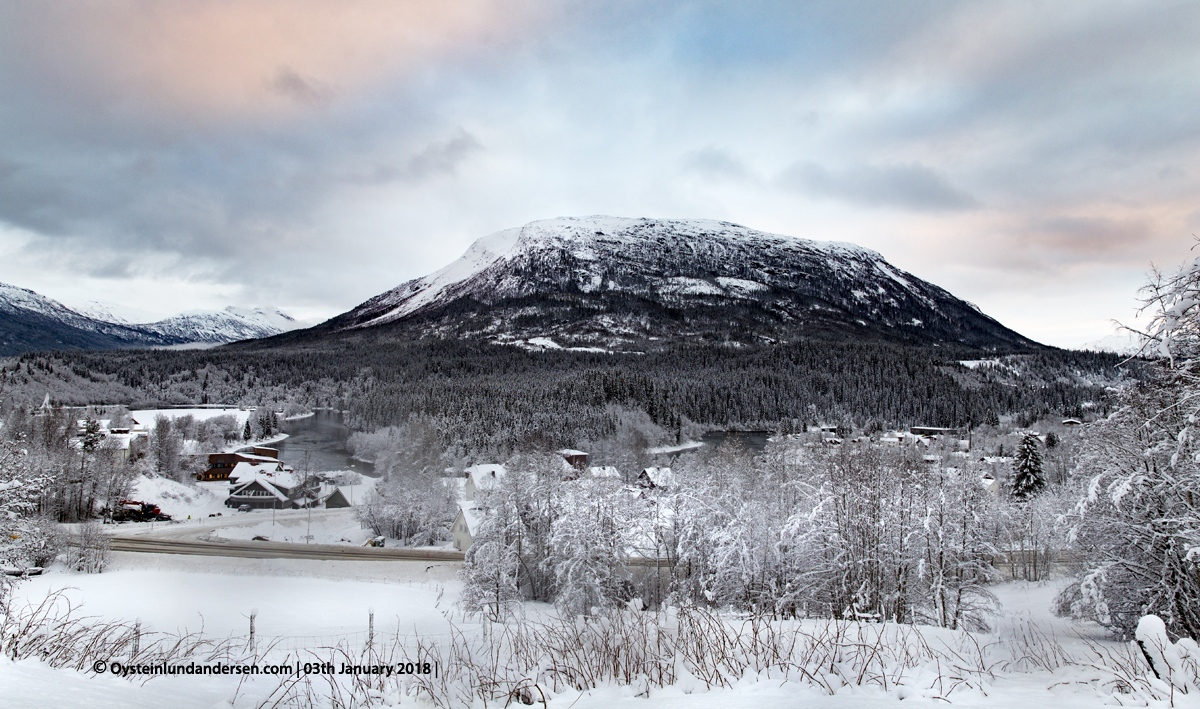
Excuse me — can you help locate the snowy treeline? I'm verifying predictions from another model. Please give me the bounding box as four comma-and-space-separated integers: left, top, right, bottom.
1, 407, 135, 524
2, 339, 1124, 457
1055, 255, 1200, 641
0, 407, 131, 605
459, 440, 1063, 631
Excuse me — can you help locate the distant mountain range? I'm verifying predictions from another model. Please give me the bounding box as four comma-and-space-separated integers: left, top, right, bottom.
0, 282, 298, 356
1079, 330, 1149, 356
283, 216, 1039, 351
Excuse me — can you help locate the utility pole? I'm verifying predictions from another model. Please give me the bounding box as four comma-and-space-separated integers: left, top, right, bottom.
304, 449, 313, 544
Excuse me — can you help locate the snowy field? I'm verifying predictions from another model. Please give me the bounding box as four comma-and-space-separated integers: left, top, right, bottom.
129, 408, 252, 431
4, 561, 1195, 708
10, 553, 461, 639
122, 476, 376, 532
3, 553, 462, 708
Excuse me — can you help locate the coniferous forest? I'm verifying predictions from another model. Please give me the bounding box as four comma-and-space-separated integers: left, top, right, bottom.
1, 337, 1128, 455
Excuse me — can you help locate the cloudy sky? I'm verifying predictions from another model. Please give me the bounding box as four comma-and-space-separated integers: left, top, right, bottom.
1, 0, 1197, 346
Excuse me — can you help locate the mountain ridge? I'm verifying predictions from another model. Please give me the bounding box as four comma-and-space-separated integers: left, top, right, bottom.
0, 282, 298, 356
304, 216, 1038, 351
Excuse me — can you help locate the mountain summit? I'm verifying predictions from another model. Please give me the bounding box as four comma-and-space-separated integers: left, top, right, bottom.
319, 216, 1037, 350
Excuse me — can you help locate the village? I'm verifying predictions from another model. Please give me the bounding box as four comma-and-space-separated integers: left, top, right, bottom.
57, 405, 1084, 575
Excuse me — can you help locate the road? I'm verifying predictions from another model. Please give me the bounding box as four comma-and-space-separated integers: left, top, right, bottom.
106, 508, 673, 565
108, 535, 466, 561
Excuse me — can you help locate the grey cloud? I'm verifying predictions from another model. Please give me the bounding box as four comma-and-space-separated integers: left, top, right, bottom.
779, 161, 979, 211
343, 130, 483, 186
681, 147, 753, 182
267, 67, 332, 105
1033, 215, 1155, 259
405, 130, 482, 181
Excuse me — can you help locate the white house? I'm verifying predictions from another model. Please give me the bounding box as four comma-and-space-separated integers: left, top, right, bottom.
463, 464, 506, 502
451, 506, 484, 551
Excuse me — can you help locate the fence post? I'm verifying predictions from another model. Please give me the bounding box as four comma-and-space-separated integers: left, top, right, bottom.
132, 618, 140, 659
368, 607, 375, 657
249, 608, 258, 655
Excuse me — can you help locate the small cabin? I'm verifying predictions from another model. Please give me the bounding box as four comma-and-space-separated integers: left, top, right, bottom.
320, 487, 351, 509
557, 449, 589, 470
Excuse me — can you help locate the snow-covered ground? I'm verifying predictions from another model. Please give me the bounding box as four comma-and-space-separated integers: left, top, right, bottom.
2, 553, 462, 708
10, 553, 460, 639
129, 408, 251, 431
4, 566, 1192, 709
203, 508, 373, 545
120, 477, 376, 534
130, 475, 228, 519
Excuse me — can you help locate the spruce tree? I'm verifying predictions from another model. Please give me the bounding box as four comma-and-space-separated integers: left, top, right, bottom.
81, 417, 104, 453
1011, 433, 1045, 500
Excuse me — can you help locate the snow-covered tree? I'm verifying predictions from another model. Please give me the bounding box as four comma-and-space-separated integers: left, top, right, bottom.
1011, 433, 1045, 500
358, 471, 456, 547
1056, 252, 1200, 640
81, 416, 103, 453
547, 478, 630, 616
459, 537, 520, 620
0, 441, 65, 608
152, 415, 181, 477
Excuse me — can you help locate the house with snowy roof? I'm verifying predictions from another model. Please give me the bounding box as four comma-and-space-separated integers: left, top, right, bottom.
463, 464, 506, 502
637, 467, 675, 489
224, 464, 316, 510
588, 466, 622, 481
557, 449, 589, 470
198, 448, 285, 482
451, 506, 485, 551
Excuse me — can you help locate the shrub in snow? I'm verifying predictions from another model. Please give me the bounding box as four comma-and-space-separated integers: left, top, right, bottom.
1135, 614, 1199, 692
1, 441, 67, 607
547, 478, 632, 616
64, 521, 110, 574
664, 441, 1000, 629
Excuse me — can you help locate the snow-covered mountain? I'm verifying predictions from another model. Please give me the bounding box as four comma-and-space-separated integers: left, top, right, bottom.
1079, 330, 1148, 356
319, 216, 1038, 350
0, 282, 298, 356
141, 307, 298, 345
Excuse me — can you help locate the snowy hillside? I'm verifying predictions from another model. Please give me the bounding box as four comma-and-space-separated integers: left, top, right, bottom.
0, 281, 298, 355
139, 306, 298, 344
0, 282, 153, 339
0, 281, 184, 355
322, 216, 1038, 350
